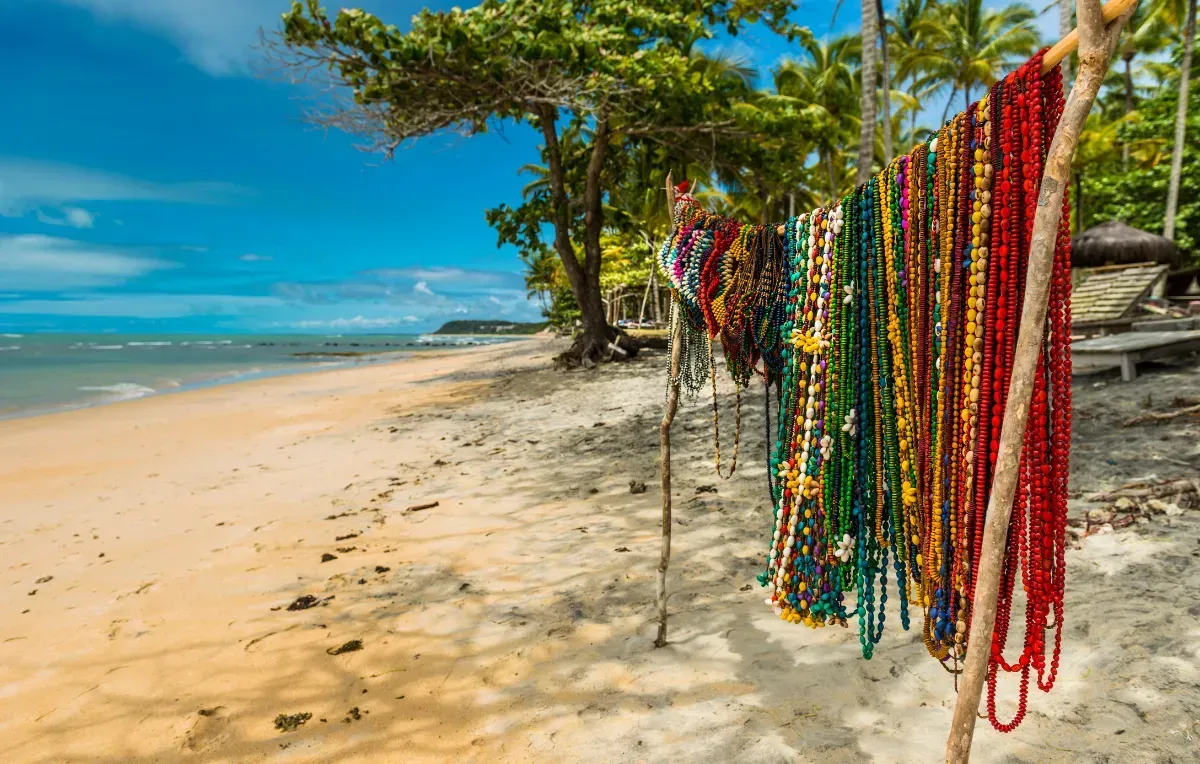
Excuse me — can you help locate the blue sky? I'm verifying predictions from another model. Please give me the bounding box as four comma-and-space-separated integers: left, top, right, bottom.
0, 0, 1058, 334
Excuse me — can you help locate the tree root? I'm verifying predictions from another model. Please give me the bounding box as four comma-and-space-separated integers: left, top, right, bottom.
553, 327, 639, 369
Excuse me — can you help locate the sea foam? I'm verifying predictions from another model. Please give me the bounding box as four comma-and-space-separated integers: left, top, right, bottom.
78, 383, 157, 402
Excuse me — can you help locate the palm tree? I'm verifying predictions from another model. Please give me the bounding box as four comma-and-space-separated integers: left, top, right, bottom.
891, 0, 941, 145
858, 0, 881, 184
774, 35, 862, 202
1153, 0, 1197, 241
877, 0, 894, 164
917, 0, 1040, 123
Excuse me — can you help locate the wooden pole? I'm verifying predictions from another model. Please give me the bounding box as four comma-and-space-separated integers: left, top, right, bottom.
944, 0, 1135, 761
639, 265, 655, 325
656, 173, 682, 648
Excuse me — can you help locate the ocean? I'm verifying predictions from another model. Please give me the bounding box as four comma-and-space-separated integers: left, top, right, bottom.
0, 333, 518, 419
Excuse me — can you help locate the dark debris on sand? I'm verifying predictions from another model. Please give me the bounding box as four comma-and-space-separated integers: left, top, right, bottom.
273, 712, 311, 732
327, 639, 363, 656
285, 594, 333, 611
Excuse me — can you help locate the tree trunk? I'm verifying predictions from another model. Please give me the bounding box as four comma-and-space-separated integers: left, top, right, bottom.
536, 107, 614, 364
583, 112, 609, 289
1061, 0, 1075, 83
857, 0, 880, 185
1164, 0, 1196, 242
1122, 52, 1135, 169
877, 0, 894, 165
910, 80, 919, 144
824, 149, 839, 201
941, 87, 959, 125
944, 0, 1135, 758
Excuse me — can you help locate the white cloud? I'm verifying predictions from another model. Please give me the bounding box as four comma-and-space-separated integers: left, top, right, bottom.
413, 280, 435, 296
52, 0, 283, 76
0, 157, 251, 217
291, 315, 420, 330
0, 292, 282, 318
36, 206, 97, 228
240, 253, 272, 262
0, 234, 175, 290
365, 267, 513, 286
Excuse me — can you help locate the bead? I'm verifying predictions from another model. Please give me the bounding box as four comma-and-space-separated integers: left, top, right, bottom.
665, 62, 1071, 732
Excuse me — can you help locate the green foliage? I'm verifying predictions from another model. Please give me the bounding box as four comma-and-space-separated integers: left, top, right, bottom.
280, 0, 803, 151
910, 0, 1039, 119
276, 0, 1198, 327
543, 282, 582, 327
1081, 80, 1200, 260
278, 0, 813, 348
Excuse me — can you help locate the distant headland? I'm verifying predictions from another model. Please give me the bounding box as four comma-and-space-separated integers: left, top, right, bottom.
432, 320, 549, 335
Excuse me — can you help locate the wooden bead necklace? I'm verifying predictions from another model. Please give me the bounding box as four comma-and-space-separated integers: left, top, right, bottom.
658, 51, 1074, 733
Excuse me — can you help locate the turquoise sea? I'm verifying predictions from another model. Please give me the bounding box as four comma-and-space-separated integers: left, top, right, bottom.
0, 333, 517, 419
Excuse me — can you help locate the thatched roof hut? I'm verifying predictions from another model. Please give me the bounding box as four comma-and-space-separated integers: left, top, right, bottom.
1072, 220, 1180, 269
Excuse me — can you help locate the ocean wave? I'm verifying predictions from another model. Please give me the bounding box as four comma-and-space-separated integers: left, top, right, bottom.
0, 345, 19, 351
1, 333, 22, 338
415, 334, 500, 347
127, 341, 172, 347
89, 344, 125, 350
78, 383, 157, 401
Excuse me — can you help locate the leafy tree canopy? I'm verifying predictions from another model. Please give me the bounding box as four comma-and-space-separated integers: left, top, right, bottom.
279, 0, 804, 154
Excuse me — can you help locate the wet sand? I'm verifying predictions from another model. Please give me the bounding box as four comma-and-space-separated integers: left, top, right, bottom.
1, 337, 1198, 763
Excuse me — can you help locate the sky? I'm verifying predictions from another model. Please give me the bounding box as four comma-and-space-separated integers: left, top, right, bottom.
0, 0, 1060, 334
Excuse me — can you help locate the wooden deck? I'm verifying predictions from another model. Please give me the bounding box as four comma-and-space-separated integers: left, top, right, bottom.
1073, 330, 1200, 381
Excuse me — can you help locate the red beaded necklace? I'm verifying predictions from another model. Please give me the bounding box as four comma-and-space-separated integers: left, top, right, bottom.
982, 51, 1073, 732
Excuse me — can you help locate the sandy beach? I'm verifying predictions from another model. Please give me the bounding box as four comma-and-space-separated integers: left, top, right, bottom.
2, 338, 1199, 763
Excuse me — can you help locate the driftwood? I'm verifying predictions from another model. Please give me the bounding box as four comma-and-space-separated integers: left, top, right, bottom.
656, 174, 683, 649
405, 501, 439, 512
1074, 477, 1198, 539
945, 0, 1137, 760
1087, 477, 1199, 502
1123, 403, 1200, 426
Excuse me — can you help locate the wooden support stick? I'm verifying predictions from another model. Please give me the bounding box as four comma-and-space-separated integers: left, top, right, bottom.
1041, 0, 1137, 73
944, 0, 1135, 761
656, 173, 682, 649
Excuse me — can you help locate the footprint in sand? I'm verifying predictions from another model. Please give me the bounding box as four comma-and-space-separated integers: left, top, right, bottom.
181, 706, 231, 753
